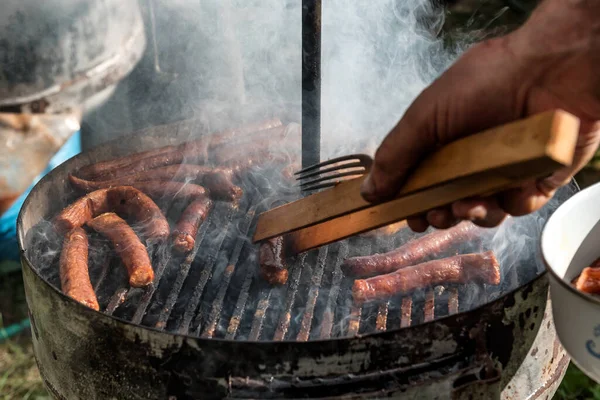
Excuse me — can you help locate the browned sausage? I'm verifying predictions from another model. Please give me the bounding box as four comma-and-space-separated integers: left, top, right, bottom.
352, 251, 500, 304
77, 119, 283, 181
259, 236, 288, 285
342, 221, 485, 277
54, 186, 169, 242
573, 258, 600, 294
69, 165, 241, 202
59, 227, 99, 310
87, 212, 154, 287
172, 195, 213, 253
69, 176, 208, 203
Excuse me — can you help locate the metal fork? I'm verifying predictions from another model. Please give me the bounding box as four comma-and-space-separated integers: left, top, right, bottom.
294, 154, 373, 192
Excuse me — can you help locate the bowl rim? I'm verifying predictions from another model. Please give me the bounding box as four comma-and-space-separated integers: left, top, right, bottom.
542, 180, 600, 307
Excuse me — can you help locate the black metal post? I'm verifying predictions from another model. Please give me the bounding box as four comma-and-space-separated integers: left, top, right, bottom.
301, 0, 321, 170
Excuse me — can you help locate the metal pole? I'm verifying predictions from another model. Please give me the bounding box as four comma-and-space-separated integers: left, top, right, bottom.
301, 0, 321, 169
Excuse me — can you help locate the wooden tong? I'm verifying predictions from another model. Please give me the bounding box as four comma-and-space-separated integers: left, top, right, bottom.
252, 110, 580, 254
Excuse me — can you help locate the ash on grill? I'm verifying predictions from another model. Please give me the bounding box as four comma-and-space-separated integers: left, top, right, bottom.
24, 132, 549, 341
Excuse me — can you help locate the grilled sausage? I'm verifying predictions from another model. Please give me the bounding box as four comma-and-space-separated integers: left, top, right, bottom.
342, 221, 485, 277
573, 258, 600, 294
77, 119, 283, 181
59, 227, 100, 310
259, 236, 288, 285
352, 251, 500, 304
87, 212, 154, 287
69, 165, 242, 202
69, 177, 208, 204
172, 195, 213, 253
54, 186, 169, 242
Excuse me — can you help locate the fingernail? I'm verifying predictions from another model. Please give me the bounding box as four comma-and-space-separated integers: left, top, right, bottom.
360, 173, 376, 199
469, 205, 486, 220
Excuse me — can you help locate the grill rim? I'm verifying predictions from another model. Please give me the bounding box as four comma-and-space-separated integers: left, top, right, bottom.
16, 119, 579, 345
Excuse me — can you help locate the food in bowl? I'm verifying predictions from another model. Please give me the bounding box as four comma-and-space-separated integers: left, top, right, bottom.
573, 258, 600, 294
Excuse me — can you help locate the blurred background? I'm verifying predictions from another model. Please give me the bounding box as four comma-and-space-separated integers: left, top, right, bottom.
2, 0, 600, 398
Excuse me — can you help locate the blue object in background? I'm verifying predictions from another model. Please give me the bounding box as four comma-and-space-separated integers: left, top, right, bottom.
0, 131, 82, 267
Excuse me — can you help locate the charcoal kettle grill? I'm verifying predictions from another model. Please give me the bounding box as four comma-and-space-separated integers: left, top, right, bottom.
17, 110, 576, 398
16, 0, 574, 398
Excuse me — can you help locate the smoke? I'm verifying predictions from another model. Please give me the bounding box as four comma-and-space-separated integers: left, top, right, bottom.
320, 0, 461, 155
26, 0, 577, 341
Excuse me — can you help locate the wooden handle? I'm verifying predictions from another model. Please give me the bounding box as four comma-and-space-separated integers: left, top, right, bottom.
253, 109, 580, 245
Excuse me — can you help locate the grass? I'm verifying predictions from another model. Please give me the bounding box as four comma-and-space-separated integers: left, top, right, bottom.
0, 334, 49, 400
556, 364, 600, 400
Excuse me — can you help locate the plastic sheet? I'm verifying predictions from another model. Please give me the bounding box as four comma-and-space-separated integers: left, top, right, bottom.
0, 130, 81, 264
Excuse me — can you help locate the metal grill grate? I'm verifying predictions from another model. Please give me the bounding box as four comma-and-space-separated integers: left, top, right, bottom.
82, 184, 499, 342
27, 178, 508, 342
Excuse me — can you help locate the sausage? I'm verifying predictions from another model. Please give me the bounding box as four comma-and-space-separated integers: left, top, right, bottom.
77, 119, 283, 181
87, 212, 154, 287
69, 165, 242, 202
573, 258, 600, 294
342, 221, 484, 277
352, 251, 500, 304
69, 175, 208, 202
59, 227, 100, 310
222, 149, 301, 178
54, 186, 169, 242
259, 236, 288, 285
172, 195, 213, 253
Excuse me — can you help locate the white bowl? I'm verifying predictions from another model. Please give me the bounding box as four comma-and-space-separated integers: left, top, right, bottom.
542, 180, 600, 383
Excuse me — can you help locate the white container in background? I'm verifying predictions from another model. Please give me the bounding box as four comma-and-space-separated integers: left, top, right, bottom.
542, 180, 600, 383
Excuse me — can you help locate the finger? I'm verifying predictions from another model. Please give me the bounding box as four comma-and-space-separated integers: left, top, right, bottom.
498, 120, 600, 216
426, 207, 459, 229
360, 100, 436, 203
499, 181, 554, 216
452, 197, 507, 227
407, 216, 429, 233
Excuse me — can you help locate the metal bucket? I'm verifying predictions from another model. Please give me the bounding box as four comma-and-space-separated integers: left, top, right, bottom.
0, 0, 146, 114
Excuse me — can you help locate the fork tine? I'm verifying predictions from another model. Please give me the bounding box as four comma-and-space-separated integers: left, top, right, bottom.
299, 170, 367, 188
295, 161, 366, 181
294, 154, 363, 175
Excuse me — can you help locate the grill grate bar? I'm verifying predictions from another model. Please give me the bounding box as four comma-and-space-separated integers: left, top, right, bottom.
273, 254, 306, 341
400, 297, 412, 328
347, 306, 361, 336
131, 246, 172, 324
296, 246, 329, 341
104, 244, 171, 320
225, 263, 257, 340
424, 289, 435, 322
448, 288, 459, 315
318, 243, 348, 339
376, 303, 389, 331
92, 251, 112, 292
153, 212, 214, 330
176, 205, 238, 335
105, 288, 128, 315
248, 289, 272, 341
201, 209, 256, 338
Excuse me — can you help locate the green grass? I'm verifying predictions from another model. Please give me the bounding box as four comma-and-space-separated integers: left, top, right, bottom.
0, 327, 48, 399
555, 364, 600, 400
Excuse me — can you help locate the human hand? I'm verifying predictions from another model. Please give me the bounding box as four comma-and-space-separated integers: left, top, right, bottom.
360, 0, 600, 232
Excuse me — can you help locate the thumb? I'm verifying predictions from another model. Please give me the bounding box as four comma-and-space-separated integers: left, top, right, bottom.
360, 93, 438, 203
